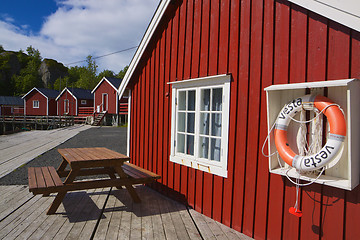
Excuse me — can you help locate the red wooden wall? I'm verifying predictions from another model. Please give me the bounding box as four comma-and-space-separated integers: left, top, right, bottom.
127, 0, 360, 239
24, 91, 48, 116
57, 92, 77, 116
94, 81, 118, 114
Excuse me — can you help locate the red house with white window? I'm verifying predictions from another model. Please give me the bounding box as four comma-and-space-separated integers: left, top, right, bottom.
91, 77, 129, 125
22, 88, 59, 116
56, 87, 93, 116
118, 1, 360, 239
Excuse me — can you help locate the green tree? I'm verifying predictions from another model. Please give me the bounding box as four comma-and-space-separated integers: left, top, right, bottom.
116, 65, 128, 79
98, 69, 115, 80
76, 55, 98, 89
12, 46, 43, 94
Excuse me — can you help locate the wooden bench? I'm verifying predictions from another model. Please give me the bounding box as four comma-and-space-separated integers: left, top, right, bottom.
28, 166, 64, 195
28, 163, 160, 196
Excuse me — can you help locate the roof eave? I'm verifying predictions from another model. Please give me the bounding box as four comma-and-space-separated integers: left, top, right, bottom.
118, 0, 171, 100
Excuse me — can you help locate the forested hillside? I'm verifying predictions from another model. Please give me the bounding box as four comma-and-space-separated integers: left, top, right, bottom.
0, 45, 127, 96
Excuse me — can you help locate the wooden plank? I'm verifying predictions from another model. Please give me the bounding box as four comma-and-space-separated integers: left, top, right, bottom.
103, 190, 124, 240
253, 0, 273, 238
53, 189, 99, 239
157, 190, 178, 240
242, 0, 264, 236
77, 188, 111, 239
0, 185, 32, 222
34, 167, 46, 189
118, 188, 133, 239
8, 197, 54, 239
174, 202, 202, 239
232, 0, 251, 231
221, 0, 240, 226
146, 188, 166, 239
0, 195, 47, 239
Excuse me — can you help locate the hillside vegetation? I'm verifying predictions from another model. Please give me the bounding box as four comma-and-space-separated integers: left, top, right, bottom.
0, 45, 127, 96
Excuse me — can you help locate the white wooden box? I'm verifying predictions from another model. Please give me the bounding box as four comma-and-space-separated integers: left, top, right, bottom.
264, 79, 360, 190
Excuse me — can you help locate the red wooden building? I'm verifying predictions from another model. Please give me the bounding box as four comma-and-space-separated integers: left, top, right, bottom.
91, 77, 129, 125
22, 88, 59, 116
0, 96, 24, 116
56, 87, 93, 116
118, 0, 360, 239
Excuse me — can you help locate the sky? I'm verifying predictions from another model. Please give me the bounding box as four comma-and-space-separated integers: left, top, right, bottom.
0, 0, 159, 74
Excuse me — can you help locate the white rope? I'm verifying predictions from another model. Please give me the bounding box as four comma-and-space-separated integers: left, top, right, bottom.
285, 167, 325, 187
261, 121, 277, 158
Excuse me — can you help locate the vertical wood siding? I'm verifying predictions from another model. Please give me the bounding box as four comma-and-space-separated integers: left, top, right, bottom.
94, 82, 118, 114
128, 0, 360, 239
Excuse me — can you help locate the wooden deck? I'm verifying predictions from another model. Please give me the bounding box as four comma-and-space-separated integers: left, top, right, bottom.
0, 184, 252, 240
0, 125, 91, 178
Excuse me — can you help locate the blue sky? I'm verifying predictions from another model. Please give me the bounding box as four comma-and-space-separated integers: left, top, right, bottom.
0, 0, 159, 73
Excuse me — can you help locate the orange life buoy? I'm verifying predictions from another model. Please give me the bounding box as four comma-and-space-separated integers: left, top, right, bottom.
274, 95, 346, 171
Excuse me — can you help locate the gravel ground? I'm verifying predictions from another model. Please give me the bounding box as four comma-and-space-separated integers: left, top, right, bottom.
0, 126, 127, 185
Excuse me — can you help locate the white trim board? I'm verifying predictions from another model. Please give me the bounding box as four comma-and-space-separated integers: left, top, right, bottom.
288, 0, 360, 32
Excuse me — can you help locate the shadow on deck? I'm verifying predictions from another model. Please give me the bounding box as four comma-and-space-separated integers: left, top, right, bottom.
0, 184, 252, 240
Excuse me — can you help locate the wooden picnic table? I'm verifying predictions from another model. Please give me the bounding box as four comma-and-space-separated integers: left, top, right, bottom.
28, 147, 160, 215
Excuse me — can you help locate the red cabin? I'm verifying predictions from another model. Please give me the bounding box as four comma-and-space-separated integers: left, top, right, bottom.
56, 87, 93, 116
22, 88, 59, 116
92, 77, 129, 125
0, 96, 24, 116
118, 1, 360, 239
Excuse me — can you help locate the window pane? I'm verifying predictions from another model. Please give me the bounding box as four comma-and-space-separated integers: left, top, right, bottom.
188, 90, 196, 111
200, 113, 210, 135
199, 137, 209, 159
177, 112, 185, 132
178, 91, 186, 110
187, 113, 195, 133
186, 135, 194, 155
177, 133, 185, 153
201, 89, 210, 111
212, 88, 223, 111
211, 113, 222, 136
210, 138, 221, 162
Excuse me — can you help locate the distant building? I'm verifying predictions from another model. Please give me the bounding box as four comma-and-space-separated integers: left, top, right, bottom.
22, 88, 59, 116
91, 77, 128, 125
56, 87, 93, 116
0, 96, 24, 116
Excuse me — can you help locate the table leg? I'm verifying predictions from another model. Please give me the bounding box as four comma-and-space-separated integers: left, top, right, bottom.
106, 167, 122, 189
114, 166, 141, 203
47, 168, 79, 215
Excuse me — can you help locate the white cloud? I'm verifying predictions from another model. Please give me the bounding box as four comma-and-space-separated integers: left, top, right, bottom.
0, 0, 159, 74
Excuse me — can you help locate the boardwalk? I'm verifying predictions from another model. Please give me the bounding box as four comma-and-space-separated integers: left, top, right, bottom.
0, 125, 91, 178
0, 184, 252, 240
0, 126, 252, 239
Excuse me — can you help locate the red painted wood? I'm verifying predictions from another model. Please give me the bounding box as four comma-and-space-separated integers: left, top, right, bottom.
327, 21, 350, 80
126, 1, 360, 239
162, 18, 172, 188
208, 0, 223, 223
157, 31, 165, 184
231, 0, 251, 231
267, 1, 291, 238
93, 80, 118, 114
25, 91, 48, 116
242, 0, 264, 236
253, 0, 273, 238
350, 31, 360, 78
222, 0, 240, 227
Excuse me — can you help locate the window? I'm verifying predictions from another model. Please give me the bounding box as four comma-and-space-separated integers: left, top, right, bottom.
33, 100, 39, 108
81, 100, 87, 105
169, 74, 231, 178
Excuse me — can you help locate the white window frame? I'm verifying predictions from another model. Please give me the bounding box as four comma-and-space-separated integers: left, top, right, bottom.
33, 100, 39, 108
81, 100, 87, 105
169, 74, 231, 178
